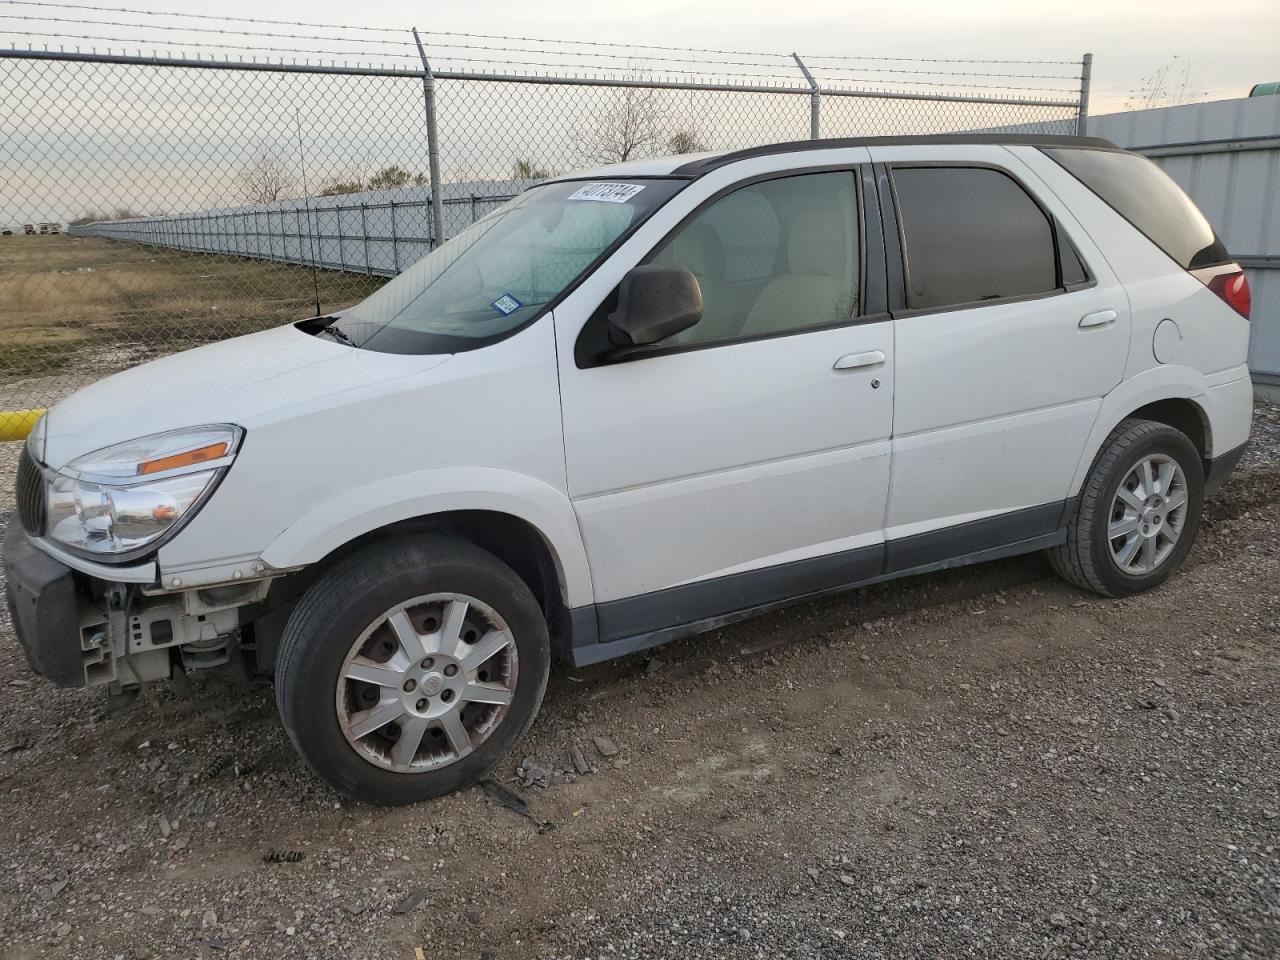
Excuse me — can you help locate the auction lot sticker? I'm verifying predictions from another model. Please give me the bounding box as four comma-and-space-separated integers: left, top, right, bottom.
567, 182, 646, 203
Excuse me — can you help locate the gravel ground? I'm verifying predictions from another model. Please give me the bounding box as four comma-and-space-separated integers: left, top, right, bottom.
1, 397, 1277, 960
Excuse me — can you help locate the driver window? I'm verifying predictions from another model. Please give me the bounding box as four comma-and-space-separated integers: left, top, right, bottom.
651, 171, 860, 347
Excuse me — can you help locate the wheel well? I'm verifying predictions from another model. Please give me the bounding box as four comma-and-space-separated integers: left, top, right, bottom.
1127, 398, 1211, 462
250, 511, 571, 673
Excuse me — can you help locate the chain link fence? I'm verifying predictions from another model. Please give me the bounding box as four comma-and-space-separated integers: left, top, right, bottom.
0, 36, 1086, 437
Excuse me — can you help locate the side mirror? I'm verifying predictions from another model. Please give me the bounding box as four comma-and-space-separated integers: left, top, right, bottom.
608, 265, 703, 347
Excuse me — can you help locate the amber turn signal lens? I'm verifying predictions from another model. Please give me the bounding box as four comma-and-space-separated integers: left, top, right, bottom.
137, 442, 229, 476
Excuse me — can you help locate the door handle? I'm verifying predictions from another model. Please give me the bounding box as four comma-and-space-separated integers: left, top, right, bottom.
1079, 309, 1117, 329
833, 350, 886, 370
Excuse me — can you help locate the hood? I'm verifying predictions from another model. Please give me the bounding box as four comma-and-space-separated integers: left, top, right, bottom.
43, 324, 450, 469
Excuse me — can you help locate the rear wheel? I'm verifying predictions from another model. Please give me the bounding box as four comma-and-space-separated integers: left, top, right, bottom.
275, 535, 549, 805
1049, 418, 1204, 597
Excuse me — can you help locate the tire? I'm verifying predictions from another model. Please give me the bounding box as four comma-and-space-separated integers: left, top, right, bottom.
1048, 418, 1204, 598
275, 535, 550, 805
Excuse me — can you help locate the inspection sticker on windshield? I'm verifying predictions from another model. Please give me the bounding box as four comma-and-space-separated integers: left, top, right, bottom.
567, 182, 646, 203
491, 293, 523, 316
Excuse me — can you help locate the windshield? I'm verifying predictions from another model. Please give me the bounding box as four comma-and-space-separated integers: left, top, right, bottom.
336, 178, 685, 354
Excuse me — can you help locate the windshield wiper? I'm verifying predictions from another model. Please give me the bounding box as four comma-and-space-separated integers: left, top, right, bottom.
319, 323, 357, 348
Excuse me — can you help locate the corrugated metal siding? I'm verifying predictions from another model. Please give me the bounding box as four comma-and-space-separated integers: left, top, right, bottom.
1088, 97, 1280, 378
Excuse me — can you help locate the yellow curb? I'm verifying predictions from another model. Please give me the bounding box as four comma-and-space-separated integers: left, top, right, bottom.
0, 408, 46, 442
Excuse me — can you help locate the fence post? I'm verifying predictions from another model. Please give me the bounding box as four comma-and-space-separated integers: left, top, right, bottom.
412, 27, 446, 250
1077, 53, 1092, 136
793, 53, 820, 139
390, 200, 399, 272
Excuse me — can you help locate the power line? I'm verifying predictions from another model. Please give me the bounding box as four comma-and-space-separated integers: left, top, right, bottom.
0, 0, 408, 34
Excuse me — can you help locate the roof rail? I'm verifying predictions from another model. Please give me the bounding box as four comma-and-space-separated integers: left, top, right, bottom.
672, 133, 1118, 175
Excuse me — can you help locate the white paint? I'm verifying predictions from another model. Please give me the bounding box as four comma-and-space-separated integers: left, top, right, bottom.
30, 140, 1255, 623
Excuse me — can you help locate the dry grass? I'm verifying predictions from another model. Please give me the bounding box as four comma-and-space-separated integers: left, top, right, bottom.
0, 234, 384, 380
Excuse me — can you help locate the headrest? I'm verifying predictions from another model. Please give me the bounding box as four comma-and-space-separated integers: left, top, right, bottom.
787, 215, 846, 276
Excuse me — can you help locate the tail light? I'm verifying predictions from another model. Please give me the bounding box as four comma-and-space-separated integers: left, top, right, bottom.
1206, 269, 1251, 319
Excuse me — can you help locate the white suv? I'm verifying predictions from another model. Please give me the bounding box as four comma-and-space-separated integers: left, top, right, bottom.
5, 135, 1253, 804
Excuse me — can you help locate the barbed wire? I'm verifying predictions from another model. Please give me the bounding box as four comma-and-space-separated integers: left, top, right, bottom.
0, 16, 1081, 80
0, 28, 422, 60
0, 31, 1081, 93
0, 1, 1085, 66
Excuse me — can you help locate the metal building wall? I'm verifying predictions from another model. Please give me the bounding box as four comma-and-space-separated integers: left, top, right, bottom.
1087, 96, 1280, 384
69, 179, 531, 278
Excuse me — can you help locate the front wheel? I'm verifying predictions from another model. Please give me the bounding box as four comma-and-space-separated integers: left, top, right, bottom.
275, 535, 550, 805
1049, 418, 1204, 598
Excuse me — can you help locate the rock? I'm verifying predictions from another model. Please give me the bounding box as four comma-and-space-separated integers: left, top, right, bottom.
517, 758, 552, 788
592, 735, 620, 757
838, 874, 856, 887
392, 890, 428, 915
570, 745, 591, 775
806, 867, 820, 881
158, 815, 172, 839
54, 923, 72, 939
202, 909, 217, 928
1050, 912, 1070, 927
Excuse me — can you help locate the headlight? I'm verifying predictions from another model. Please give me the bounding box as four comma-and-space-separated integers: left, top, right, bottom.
45, 425, 242, 560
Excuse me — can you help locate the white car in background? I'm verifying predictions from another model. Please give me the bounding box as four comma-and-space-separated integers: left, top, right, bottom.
6, 134, 1253, 804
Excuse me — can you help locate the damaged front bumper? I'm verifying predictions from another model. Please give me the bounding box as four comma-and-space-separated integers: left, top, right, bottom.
4, 523, 270, 688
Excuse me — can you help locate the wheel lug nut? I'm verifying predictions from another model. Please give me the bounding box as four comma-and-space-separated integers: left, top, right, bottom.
403, 679, 416, 693
443, 664, 458, 677
421, 658, 434, 669
416, 698, 428, 711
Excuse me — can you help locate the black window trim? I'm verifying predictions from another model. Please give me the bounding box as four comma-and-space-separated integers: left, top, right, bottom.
574, 163, 887, 369
883, 160, 1097, 321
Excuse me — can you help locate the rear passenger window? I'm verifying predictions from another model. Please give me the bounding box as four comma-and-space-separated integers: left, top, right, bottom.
1046, 148, 1228, 270
892, 166, 1058, 310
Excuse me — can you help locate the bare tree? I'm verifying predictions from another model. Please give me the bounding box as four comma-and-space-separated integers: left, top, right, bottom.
239, 150, 294, 203
577, 70, 666, 165
1126, 56, 1208, 110
666, 130, 705, 154
367, 165, 429, 190
69, 207, 146, 225
513, 159, 552, 180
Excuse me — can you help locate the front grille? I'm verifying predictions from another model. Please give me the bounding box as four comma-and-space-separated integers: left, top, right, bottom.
16, 446, 46, 536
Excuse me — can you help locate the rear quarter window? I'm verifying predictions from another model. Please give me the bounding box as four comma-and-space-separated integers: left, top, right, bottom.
1046, 148, 1228, 270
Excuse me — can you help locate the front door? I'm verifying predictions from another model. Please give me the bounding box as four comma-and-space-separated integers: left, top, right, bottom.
557, 165, 895, 644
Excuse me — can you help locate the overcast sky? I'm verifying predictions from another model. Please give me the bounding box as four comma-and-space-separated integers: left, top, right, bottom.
181, 0, 1279, 114
3, 0, 1277, 224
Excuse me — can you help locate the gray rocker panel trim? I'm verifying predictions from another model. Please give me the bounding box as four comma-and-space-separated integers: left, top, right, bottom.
564, 500, 1070, 666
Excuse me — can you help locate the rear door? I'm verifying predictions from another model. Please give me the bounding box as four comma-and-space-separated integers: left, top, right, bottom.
869, 145, 1130, 568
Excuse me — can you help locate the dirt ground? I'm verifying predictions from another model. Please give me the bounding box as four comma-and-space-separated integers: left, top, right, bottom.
0, 234, 379, 387
1, 399, 1278, 960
